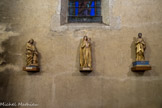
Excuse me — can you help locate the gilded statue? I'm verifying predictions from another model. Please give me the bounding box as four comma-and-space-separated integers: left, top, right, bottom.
26, 39, 38, 66
135, 33, 146, 61
131, 33, 151, 72
80, 36, 92, 71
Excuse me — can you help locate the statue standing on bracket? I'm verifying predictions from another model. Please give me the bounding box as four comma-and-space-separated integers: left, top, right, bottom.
131, 33, 151, 72
26, 39, 38, 66
80, 36, 92, 72
23, 39, 39, 72
135, 33, 146, 61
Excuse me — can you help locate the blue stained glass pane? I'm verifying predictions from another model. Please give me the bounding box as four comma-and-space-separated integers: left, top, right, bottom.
69, 1, 75, 7
96, 8, 101, 16
91, 1, 95, 7
96, 1, 101, 7
69, 8, 73, 15
90, 1, 95, 16
75, 1, 79, 16
69, 2, 72, 6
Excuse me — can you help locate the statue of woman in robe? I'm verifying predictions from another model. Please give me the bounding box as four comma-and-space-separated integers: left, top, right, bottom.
80, 36, 92, 70
135, 33, 146, 61
26, 39, 38, 66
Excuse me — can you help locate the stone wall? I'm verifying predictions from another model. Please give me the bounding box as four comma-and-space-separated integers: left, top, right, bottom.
0, 0, 162, 108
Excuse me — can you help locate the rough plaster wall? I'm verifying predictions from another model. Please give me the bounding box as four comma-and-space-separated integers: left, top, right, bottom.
0, 0, 162, 108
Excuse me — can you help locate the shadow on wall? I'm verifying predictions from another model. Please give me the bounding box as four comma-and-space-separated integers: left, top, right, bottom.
2, 37, 15, 65
0, 36, 23, 74
0, 69, 16, 106
144, 37, 158, 76
0, 0, 19, 23
0, 22, 22, 73
73, 38, 81, 75
127, 37, 141, 76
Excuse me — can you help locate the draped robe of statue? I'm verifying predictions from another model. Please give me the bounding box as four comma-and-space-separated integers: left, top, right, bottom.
80, 36, 92, 70
135, 38, 146, 61
26, 39, 38, 66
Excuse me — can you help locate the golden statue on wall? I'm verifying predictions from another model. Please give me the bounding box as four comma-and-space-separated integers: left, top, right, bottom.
135, 33, 146, 61
26, 39, 38, 66
131, 33, 151, 72
80, 36, 92, 72
23, 39, 39, 72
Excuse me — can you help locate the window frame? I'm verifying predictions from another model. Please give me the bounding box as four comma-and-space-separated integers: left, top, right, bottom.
51, 0, 122, 31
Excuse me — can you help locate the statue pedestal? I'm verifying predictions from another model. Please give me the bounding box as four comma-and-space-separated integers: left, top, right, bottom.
23, 65, 40, 72
80, 67, 92, 72
131, 61, 151, 72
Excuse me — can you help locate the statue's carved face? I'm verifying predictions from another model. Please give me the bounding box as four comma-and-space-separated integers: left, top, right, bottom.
83, 36, 88, 41
29, 39, 34, 44
138, 33, 142, 38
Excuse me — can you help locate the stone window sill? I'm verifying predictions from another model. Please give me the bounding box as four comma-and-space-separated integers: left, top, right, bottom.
60, 23, 110, 30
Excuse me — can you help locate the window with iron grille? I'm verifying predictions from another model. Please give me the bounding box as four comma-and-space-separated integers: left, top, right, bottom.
68, 0, 102, 23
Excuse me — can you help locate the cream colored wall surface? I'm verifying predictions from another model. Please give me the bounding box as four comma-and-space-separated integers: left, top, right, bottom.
0, 0, 162, 108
